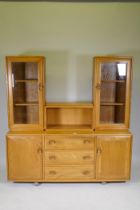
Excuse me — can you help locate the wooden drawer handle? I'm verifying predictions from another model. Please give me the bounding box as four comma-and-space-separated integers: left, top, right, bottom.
83, 139, 91, 144
83, 155, 91, 160
49, 170, 57, 175
48, 140, 56, 145
82, 170, 90, 175
48, 155, 56, 160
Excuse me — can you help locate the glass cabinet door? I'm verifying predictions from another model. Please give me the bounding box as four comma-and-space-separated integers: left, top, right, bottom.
7, 57, 45, 130
94, 57, 132, 129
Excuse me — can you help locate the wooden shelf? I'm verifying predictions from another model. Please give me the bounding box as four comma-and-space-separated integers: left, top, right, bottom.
100, 102, 125, 106
14, 102, 39, 106
101, 80, 125, 83
47, 125, 92, 130
15, 79, 38, 83
46, 102, 93, 109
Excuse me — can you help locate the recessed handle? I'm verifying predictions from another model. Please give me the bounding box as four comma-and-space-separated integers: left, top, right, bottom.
96, 83, 101, 89
48, 140, 56, 145
83, 139, 91, 144
83, 155, 91, 160
96, 147, 102, 155
82, 170, 90, 175
49, 170, 56, 175
38, 83, 44, 91
49, 155, 56, 160
37, 147, 43, 154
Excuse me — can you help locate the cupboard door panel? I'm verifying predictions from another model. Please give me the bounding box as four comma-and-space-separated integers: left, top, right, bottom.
96, 136, 132, 180
7, 135, 43, 181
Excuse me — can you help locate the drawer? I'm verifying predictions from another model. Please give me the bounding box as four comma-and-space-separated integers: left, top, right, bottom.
45, 165, 95, 181
45, 151, 94, 165
45, 135, 94, 150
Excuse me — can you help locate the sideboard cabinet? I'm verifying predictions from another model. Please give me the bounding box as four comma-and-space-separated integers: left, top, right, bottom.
6, 56, 133, 182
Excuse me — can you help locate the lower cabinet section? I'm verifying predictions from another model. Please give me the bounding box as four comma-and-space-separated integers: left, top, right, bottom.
7, 135, 43, 181
6, 133, 132, 182
96, 136, 132, 181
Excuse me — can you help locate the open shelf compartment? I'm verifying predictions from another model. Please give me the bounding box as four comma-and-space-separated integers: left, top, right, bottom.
45, 103, 94, 130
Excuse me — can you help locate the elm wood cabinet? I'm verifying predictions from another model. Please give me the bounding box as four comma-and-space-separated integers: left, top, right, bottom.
6, 56, 133, 183
6, 56, 45, 131
6, 132, 132, 182
7, 135, 43, 181
94, 56, 132, 130
96, 135, 132, 181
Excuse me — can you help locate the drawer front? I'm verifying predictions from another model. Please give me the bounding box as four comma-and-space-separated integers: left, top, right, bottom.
45, 151, 94, 165
45, 165, 95, 181
45, 135, 94, 150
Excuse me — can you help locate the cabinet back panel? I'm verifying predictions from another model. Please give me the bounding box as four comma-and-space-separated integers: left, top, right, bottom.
46, 108, 93, 128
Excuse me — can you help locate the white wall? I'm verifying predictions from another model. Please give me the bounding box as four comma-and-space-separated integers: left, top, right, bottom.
0, 2, 140, 179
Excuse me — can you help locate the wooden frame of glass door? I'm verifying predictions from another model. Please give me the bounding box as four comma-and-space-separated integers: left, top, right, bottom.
6, 56, 45, 131
94, 56, 132, 130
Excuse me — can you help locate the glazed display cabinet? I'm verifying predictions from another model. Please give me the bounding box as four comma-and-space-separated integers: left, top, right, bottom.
6, 56, 45, 131
6, 56, 133, 183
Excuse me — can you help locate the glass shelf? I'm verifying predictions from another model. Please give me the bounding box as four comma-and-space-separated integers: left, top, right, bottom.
15, 79, 38, 83
14, 102, 39, 106
101, 80, 125, 83
100, 103, 125, 106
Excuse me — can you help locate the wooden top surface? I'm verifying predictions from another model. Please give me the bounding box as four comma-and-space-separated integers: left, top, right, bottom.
45, 102, 94, 108
7, 130, 132, 136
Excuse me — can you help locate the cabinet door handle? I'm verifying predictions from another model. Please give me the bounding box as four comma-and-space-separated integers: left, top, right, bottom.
83, 155, 91, 160
38, 83, 44, 91
96, 83, 101, 89
48, 140, 56, 145
83, 139, 91, 144
82, 170, 90, 175
96, 147, 102, 155
49, 155, 56, 160
49, 170, 56, 175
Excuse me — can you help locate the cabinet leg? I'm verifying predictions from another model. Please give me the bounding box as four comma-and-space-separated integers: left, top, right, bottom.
33, 182, 41, 186
101, 182, 107, 185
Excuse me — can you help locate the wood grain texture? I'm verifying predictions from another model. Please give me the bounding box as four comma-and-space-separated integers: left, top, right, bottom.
45, 135, 95, 150
45, 150, 95, 165
45, 165, 95, 181
6, 56, 45, 131
94, 56, 132, 130
5, 55, 133, 183
7, 135, 43, 181
96, 135, 132, 180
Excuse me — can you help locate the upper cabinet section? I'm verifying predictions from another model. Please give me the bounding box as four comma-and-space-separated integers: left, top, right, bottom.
94, 56, 132, 130
6, 56, 45, 131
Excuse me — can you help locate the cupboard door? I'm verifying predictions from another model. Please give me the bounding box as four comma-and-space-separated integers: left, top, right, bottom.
96, 136, 132, 180
94, 56, 132, 129
6, 56, 45, 131
7, 135, 43, 181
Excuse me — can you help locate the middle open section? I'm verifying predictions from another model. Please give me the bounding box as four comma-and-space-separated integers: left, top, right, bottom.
45, 103, 94, 130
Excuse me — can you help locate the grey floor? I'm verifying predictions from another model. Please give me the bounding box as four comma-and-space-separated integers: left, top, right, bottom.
0, 159, 140, 210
